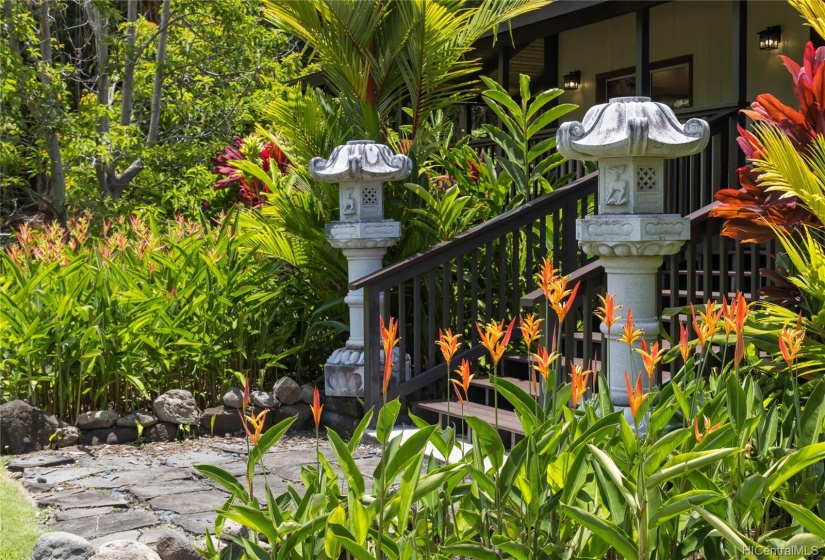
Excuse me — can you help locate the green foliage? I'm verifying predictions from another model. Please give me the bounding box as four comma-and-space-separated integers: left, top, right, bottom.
480, 75, 577, 202
260, 0, 550, 164
0, 212, 340, 418
193, 317, 825, 559
2, 0, 307, 224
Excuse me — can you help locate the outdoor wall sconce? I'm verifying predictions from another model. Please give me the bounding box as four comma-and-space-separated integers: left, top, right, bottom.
563, 71, 581, 91
758, 26, 781, 50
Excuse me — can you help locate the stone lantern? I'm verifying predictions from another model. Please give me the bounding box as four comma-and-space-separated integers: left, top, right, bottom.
557, 97, 709, 409
309, 141, 412, 397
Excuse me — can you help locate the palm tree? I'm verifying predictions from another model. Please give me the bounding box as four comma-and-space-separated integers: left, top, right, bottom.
262, 0, 550, 162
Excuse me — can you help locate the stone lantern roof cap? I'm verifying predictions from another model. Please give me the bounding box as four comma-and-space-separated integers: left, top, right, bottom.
309, 140, 412, 183
557, 97, 710, 160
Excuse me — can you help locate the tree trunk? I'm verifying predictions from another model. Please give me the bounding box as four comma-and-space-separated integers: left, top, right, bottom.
36, 0, 66, 223
84, 1, 111, 198
120, 0, 137, 126
148, 0, 170, 144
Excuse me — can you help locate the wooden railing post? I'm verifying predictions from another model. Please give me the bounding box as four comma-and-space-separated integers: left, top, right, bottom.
363, 285, 383, 423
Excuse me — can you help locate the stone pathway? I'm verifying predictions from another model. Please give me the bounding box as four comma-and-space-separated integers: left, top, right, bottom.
5, 433, 382, 548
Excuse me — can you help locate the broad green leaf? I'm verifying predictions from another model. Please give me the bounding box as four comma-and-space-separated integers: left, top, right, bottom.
588, 444, 638, 510
194, 465, 249, 502
326, 428, 365, 496
376, 399, 401, 444
248, 415, 297, 466
799, 380, 825, 447
560, 504, 638, 560
776, 499, 825, 539
466, 416, 505, 471
650, 490, 723, 527
766, 441, 825, 492
647, 448, 739, 489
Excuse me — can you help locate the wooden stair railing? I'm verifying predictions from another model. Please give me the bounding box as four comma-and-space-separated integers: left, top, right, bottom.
352, 172, 600, 414
351, 105, 742, 419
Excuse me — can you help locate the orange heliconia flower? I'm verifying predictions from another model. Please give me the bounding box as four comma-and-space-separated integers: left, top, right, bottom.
691, 300, 722, 348
537, 257, 580, 324
451, 359, 474, 403
693, 414, 723, 443
721, 297, 735, 340
240, 409, 268, 446
381, 316, 400, 395
679, 323, 693, 363
733, 292, 750, 368
549, 277, 581, 324
570, 363, 591, 408
618, 309, 643, 346
476, 318, 516, 368
625, 371, 649, 423
520, 313, 543, 350
536, 257, 560, 298
778, 325, 806, 369
596, 293, 623, 331
635, 338, 666, 382
437, 328, 462, 366
533, 344, 560, 382
310, 387, 323, 430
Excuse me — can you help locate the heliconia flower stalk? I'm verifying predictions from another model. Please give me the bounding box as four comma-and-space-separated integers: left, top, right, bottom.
625, 371, 648, 423
619, 309, 643, 346
476, 318, 516, 368
451, 359, 474, 403
693, 414, 722, 443
570, 363, 591, 408
310, 387, 323, 430
778, 324, 806, 368
596, 294, 623, 331
436, 329, 461, 366
532, 345, 560, 382
240, 409, 268, 446
635, 339, 665, 382
679, 323, 693, 363
380, 316, 400, 395
519, 314, 542, 350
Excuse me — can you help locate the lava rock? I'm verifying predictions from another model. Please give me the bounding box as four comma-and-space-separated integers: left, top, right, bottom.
272, 377, 302, 405
322, 395, 364, 419
76, 410, 120, 430
320, 409, 360, 437
31, 531, 95, 560
220, 520, 248, 540
82, 427, 139, 446
273, 403, 313, 430
153, 390, 199, 425
145, 422, 178, 442
300, 385, 315, 405
155, 530, 203, 560
0, 399, 58, 455
91, 540, 162, 560
250, 391, 278, 410
117, 410, 158, 428
199, 406, 244, 436
53, 426, 81, 447
222, 387, 244, 409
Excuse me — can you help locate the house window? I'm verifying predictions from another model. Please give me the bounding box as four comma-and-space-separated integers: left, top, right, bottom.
596, 55, 693, 109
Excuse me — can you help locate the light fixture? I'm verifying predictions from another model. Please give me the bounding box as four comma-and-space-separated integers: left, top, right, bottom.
758, 26, 781, 50
563, 71, 581, 91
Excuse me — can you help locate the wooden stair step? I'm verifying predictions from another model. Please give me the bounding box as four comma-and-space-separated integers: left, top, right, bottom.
470, 376, 532, 394
413, 400, 525, 436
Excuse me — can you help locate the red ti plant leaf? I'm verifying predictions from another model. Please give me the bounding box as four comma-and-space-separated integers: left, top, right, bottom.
712, 41, 824, 242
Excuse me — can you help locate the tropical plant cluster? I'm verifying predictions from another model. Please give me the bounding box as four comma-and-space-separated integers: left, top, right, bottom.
196, 267, 825, 559
0, 212, 346, 419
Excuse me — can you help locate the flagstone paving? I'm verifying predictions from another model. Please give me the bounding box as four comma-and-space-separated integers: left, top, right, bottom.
6, 433, 382, 547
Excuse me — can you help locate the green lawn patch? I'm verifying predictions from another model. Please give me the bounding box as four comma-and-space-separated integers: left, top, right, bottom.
0, 460, 43, 560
